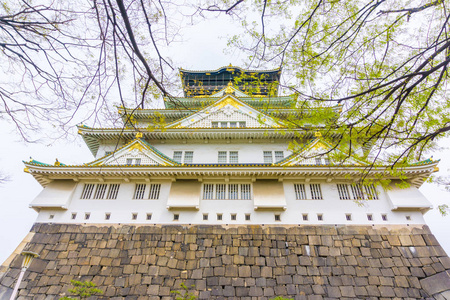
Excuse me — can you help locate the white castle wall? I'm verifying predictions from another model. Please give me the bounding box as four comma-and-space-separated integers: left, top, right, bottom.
33, 179, 427, 225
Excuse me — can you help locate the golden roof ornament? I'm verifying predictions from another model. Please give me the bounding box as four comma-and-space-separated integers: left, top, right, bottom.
54, 159, 60, 166
136, 132, 143, 138
225, 82, 234, 94
314, 132, 322, 137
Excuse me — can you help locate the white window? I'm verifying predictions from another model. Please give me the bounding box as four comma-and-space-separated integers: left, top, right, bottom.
310, 184, 323, 200
126, 158, 141, 165
81, 183, 121, 200
173, 151, 193, 163
81, 184, 95, 199
212, 121, 246, 128
93, 184, 107, 199
229, 151, 238, 163
134, 184, 146, 199
203, 184, 252, 200
106, 184, 120, 199
263, 151, 273, 163
149, 184, 161, 200
173, 151, 182, 162
218, 151, 238, 163
218, 151, 227, 163
337, 184, 351, 200
263, 151, 284, 163
294, 184, 307, 200
338, 184, 378, 200
126, 158, 133, 165
275, 151, 284, 162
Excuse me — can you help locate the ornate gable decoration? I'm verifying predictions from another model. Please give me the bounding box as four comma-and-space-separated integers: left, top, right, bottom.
89, 139, 179, 167
168, 94, 284, 129
277, 137, 365, 166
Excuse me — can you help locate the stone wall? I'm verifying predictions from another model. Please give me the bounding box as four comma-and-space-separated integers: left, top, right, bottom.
0, 223, 449, 299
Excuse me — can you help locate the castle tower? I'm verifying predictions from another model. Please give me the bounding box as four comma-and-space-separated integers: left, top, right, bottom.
1, 66, 449, 299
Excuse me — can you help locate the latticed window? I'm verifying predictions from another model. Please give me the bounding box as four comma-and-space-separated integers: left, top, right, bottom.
228, 184, 238, 199
275, 151, 284, 162
239, 122, 246, 128
364, 184, 379, 200
310, 184, 323, 200
350, 184, 364, 200
134, 184, 146, 199
229, 151, 238, 163
218, 151, 227, 163
126, 158, 133, 165
149, 184, 161, 200
203, 184, 252, 200
263, 151, 273, 163
216, 184, 226, 199
203, 184, 214, 200
294, 184, 307, 200
230, 122, 237, 128
337, 184, 351, 200
315, 158, 322, 165
135, 158, 141, 165
212, 121, 246, 128
93, 184, 107, 199
241, 184, 251, 200
173, 151, 183, 162
81, 184, 95, 199
184, 151, 193, 163
106, 184, 120, 199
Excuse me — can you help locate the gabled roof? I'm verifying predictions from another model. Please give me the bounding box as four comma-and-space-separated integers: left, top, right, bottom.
86, 138, 180, 167
166, 92, 285, 129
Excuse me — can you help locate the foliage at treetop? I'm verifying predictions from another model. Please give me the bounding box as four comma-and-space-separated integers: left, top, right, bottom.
59, 280, 103, 300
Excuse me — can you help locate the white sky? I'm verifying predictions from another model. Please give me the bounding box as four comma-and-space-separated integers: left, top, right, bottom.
1, 11, 450, 263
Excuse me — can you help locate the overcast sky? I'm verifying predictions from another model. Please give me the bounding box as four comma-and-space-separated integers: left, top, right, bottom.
1, 11, 450, 264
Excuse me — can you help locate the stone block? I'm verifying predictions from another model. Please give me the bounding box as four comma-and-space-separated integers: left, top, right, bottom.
420, 270, 450, 296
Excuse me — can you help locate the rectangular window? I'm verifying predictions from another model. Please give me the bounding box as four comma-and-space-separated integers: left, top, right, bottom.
229, 151, 238, 163
350, 184, 364, 200
239, 122, 246, 128
245, 214, 251, 221
367, 214, 373, 221
203, 184, 252, 200
93, 184, 107, 199
105, 213, 111, 220
81, 184, 95, 199
106, 184, 120, 199
346, 214, 352, 221
216, 184, 226, 200
294, 184, 307, 200
134, 184, 146, 199
241, 184, 251, 200
263, 151, 273, 163
49, 214, 54, 220
146, 213, 152, 220
71, 213, 77, 220
310, 184, 323, 200
184, 151, 193, 163
212, 122, 219, 128
220, 122, 227, 128
324, 158, 331, 165
231, 214, 237, 220
126, 158, 133, 165
364, 184, 379, 200
406, 215, 411, 221
315, 158, 322, 165
217, 213, 223, 221
302, 214, 308, 221
382, 214, 388, 221
135, 158, 141, 165
317, 214, 323, 221
203, 184, 214, 200
149, 184, 161, 200
229, 122, 237, 128
132, 213, 138, 220
275, 214, 281, 221
228, 184, 238, 200
85, 213, 90, 220
337, 184, 351, 200
218, 151, 227, 163
173, 151, 183, 162
203, 214, 208, 220
173, 214, 179, 221
275, 151, 284, 162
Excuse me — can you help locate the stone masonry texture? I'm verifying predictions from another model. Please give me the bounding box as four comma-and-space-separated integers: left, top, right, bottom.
0, 223, 450, 299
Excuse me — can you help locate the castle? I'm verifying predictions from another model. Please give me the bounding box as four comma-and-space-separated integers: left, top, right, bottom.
1, 66, 449, 299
